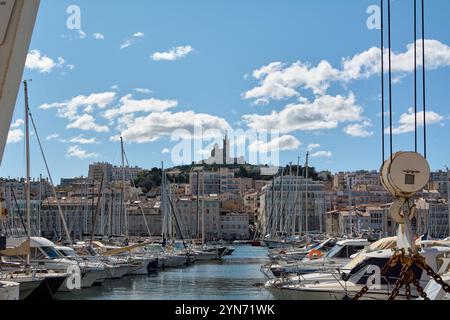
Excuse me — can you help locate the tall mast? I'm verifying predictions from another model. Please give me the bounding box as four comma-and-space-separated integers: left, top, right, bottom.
270, 178, 275, 237
120, 136, 127, 237
202, 198, 205, 247
349, 186, 353, 236
24, 80, 31, 265
161, 161, 166, 240
279, 170, 284, 238
294, 156, 300, 235
305, 152, 309, 235
446, 166, 450, 238
38, 174, 42, 237
196, 170, 200, 240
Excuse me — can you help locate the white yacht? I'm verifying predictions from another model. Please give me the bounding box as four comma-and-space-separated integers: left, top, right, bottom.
419, 252, 450, 300
73, 243, 130, 279
267, 245, 450, 300
268, 239, 369, 277
55, 246, 107, 287
0, 281, 19, 300
268, 238, 336, 262
1, 267, 42, 300
2, 269, 68, 300
5, 237, 79, 292
140, 244, 187, 268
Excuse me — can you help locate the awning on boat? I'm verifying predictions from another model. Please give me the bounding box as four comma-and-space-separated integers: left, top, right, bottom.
102, 242, 153, 256
368, 237, 397, 251
0, 239, 30, 256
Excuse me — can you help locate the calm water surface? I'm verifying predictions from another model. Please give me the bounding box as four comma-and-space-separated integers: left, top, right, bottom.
55, 245, 274, 300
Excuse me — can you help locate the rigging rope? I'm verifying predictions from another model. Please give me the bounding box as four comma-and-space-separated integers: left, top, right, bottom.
421, 0, 427, 159
388, 0, 393, 161
27, 105, 72, 244
381, 0, 385, 165
414, 0, 418, 153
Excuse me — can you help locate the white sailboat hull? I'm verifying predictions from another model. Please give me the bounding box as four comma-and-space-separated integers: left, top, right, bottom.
160, 255, 188, 268
106, 264, 129, 279
0, 281, 20, 300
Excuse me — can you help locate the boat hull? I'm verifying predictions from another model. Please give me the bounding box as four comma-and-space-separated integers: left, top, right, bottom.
26, 275, 67, 300
0, 281, 19, 300
18, 279, 43, 300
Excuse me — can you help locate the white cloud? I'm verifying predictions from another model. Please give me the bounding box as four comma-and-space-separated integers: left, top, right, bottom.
46, 133, 60, 141
344, 121, 374, 138
134, 88, 152, 94
111, 111, 231, 144
103, 94, 178, 119
25, 50, 73, 74
133, 32, 144, 38
78, 30, 87, 39
253, 62, 284, 80
390, 109, 443, 134
120, 32, 145, 49
244, 39, 450, 103
7, 129, 24, 144
10, 119, 24, 129
120, 40, 133, 50
307, 143, 321, 151
151, 46, 194, 61
310, 150, 332, 158
248, 135, 301, 153
66, 145, 99, 160
25, 50, 57, 73
243, 93, 362, 133
40, 91, 116, 119
161, 148, 170, 154
243, 60, 341, 100
69, 134, 98, 144
92, 33, 105, 40
342, 39, 450, 80
67, 114, 110, 133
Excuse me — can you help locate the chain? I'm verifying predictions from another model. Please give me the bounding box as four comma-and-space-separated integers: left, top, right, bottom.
415, 258, 450, 293
381, 249, 402, 276
405, 284, 411, 300
413, 278, 430, 300
352, 285, 369, 300
353, 249, 402, 300
352, 249, 449, 300
388, 258, 413, 300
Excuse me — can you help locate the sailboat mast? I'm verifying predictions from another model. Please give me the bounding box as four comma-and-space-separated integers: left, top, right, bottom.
24, 80, 31, 265
295, 156, 300, 235
38, 174, 42, 237
196, 170, 200, 240
161, 161, 166, 241
202, 198, 205, 247
305, 152, 309, 235
120, 136, 128, 237
446, 165, 450, 238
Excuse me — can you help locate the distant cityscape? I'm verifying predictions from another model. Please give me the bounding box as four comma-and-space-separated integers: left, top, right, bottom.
1, 157, 449, 242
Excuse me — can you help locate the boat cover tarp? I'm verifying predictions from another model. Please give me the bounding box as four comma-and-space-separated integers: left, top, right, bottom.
102, 242, 153, 256
0, 239, 30, 256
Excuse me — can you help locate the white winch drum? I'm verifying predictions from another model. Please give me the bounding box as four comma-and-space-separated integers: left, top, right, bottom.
380, 159, 398, 197
380, 152, 430, 198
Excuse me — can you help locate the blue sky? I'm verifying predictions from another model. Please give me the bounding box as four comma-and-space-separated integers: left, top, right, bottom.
2, 0, 450, 181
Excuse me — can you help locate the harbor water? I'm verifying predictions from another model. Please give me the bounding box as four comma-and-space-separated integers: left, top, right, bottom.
55, 245, 275, 300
